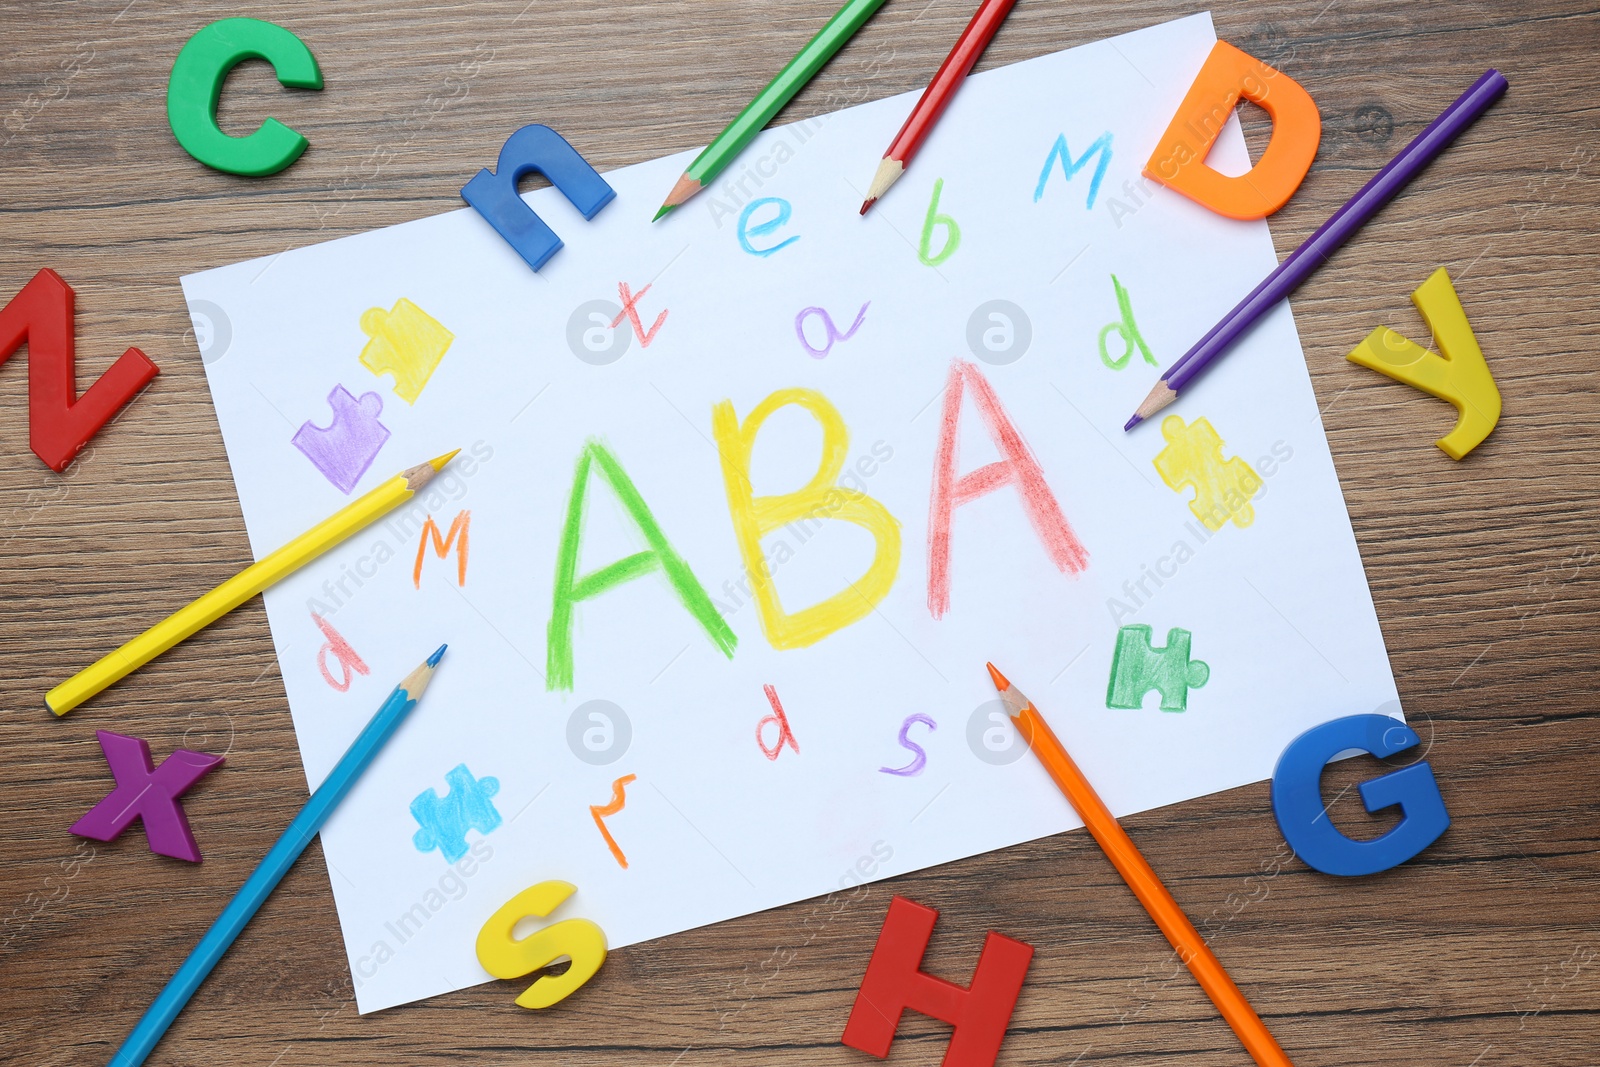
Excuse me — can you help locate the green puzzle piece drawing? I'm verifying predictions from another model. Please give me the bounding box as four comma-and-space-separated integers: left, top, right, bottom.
1106, 625, 1210, 712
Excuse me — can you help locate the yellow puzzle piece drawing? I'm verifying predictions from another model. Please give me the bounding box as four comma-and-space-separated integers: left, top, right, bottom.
359, 297, 454, 404
1345, 268, 1501, 460
1153, 415, 1263, 532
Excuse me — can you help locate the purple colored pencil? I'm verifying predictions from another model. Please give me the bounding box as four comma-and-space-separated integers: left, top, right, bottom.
1125, 68, 1508, 432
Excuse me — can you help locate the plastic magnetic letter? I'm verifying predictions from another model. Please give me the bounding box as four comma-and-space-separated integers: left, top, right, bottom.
1345, 267, 1501, 459
70, 731, 225, 862
1271, 713, 1451, 877
712, 388, 902, 650
461, 124, 616, 272
1142, 40, 1320, 219
841, 895, 1033, 1067
166, 18, 322, 176
475, 880, 607, 1009
0, 268, 159, 472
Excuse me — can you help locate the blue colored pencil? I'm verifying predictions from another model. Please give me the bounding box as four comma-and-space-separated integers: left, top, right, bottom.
108, 644, 447, 1067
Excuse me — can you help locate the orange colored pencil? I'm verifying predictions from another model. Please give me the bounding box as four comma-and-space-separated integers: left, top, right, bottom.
986, 662, 1295, 1067
859, 0, 1017, 214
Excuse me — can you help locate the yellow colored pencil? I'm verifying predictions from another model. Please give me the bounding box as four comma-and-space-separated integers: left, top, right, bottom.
47, 451, 458, 717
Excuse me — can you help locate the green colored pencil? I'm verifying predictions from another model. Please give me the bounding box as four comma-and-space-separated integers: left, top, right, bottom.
653, 0, 889, 220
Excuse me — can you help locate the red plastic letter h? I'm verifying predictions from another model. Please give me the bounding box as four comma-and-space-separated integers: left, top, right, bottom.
841, 896, 1034, 1067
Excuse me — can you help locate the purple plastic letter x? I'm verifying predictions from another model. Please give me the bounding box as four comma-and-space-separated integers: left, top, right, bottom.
70, 730, 225, 862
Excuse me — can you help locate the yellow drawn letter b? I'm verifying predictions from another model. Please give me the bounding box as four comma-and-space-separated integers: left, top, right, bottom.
712, 388, 901, 649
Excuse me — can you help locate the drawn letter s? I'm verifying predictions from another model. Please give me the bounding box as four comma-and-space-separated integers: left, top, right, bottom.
879, 714, 937, 777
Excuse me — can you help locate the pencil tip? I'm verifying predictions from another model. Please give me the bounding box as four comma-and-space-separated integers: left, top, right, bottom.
430, 449, 462, 471
864, 158, 904, 208
859, 198, 875, 215
656, 173, 701, 219
427, 644, 447, 668
1128, 381, 1177, 431
986, 662, 1009, 691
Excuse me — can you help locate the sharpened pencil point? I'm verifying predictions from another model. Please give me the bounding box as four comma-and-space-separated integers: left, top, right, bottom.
655, 173, 702, 220
1127, 380, 1177, 431
652, 205, 674, 222
986, 662, 1009, 692
429, 449, 461, 471
427, 644, 447, 668
862, 157, 903, 213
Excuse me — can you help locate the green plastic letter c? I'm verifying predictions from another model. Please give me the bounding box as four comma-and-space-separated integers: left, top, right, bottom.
166, 18, 322, 177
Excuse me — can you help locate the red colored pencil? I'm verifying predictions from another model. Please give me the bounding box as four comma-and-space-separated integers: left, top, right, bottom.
859, 0, 1018, 214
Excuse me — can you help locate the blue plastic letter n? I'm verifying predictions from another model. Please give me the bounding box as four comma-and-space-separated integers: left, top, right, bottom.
1271, 713, 1450, 877
461, 125, 616, 272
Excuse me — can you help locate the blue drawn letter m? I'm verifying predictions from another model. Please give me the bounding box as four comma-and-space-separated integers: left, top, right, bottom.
1033, 132, 1113, 209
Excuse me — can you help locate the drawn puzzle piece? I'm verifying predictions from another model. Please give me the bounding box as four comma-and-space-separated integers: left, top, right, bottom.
359, 298, 454, 404
1345, 267, 1501, 459
411, 763, 502, 863
1106, 624, 1210, 712
70, 730, 225, 862
292, 384, 390, 494
1153, 414, 1263, 531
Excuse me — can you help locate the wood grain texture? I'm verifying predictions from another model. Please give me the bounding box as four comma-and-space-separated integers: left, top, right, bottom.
1, 1, 1596, 1064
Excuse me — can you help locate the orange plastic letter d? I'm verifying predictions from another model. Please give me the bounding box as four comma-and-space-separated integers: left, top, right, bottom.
1143, 41, 1321, 220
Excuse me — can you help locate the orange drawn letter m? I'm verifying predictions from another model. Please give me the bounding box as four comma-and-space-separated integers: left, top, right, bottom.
414, 510, 470, 587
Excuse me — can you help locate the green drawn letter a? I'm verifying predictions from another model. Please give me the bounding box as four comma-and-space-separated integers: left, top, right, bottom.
547, 439, 737, 690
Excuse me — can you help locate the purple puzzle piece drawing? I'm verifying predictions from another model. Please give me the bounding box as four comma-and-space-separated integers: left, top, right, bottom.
292, 384, 391, 494
70, 730, 225, 862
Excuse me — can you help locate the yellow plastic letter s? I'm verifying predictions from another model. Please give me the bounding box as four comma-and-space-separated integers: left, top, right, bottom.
475, 880, 607, 1009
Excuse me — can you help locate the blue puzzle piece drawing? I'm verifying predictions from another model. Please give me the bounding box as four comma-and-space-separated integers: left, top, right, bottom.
410, 763, 502, 862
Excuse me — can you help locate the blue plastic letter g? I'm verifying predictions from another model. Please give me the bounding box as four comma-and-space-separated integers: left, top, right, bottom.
1271, 713, 1450, 877
461, 125, 615, 272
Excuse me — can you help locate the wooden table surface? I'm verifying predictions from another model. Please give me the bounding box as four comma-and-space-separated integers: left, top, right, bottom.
2, 1, 1596, 1064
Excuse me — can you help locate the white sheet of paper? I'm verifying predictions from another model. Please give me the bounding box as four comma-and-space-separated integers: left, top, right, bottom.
182, 12, 1398, 1013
